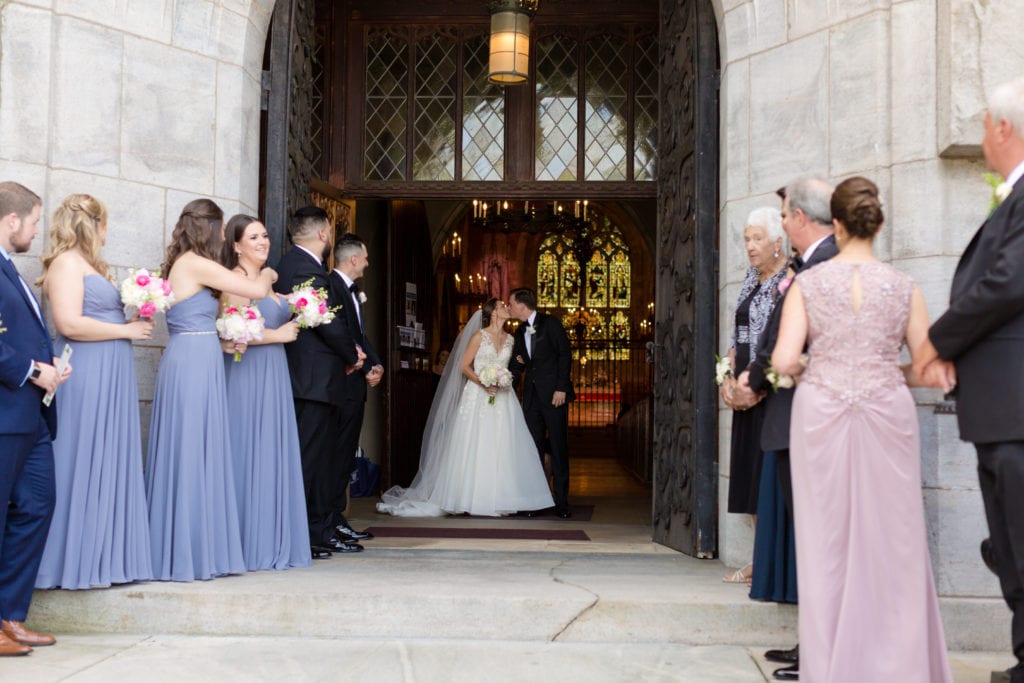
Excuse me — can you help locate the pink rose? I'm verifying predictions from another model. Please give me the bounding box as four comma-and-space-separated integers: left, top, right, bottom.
778, 277, 792, 295
225, 306, 239, 315
135, 274, 151, 287
318, 302, 327, 315
160, 279, 172, 296
295, 297, 308, 309
245, 308, 258, 320
139, 301, 157, 318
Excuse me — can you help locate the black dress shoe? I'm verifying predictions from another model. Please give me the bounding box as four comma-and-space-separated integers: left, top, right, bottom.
555, 507, 571, 519
772, 664, 799, 680
337, 524, 374, 541
765, 645, 798, 663
525, 507, 553, 518
310, 545, 333, 559
981, 538, 999, 575
324, 536, 364, 553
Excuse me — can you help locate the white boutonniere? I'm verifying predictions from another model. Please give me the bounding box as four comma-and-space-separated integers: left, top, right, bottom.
526, 324, 536, 335
0, 314, 6, 334
714, 354, 732, 386
984, 172, 1012, 213
358, 291, 367, 304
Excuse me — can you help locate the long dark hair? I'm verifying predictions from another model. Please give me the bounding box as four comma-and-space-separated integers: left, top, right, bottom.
220, 214, 260, 274
481, 297, 499, 327
161, 199, 225, 275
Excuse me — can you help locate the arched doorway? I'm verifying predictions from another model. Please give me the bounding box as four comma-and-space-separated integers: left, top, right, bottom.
260, 0, 719, 557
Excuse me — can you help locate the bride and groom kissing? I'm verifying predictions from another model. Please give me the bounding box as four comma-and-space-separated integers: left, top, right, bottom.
378, 287, 576, 519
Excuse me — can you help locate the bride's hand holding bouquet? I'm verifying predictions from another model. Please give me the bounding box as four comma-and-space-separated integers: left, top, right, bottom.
478, 365, 513, 405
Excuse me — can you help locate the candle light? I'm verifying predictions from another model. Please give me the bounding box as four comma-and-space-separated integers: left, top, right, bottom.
583, 199, 588, 220
455, 274, 461, 292
472, 199, 478, 218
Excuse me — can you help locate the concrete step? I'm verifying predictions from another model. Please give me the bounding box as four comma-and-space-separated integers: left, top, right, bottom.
27, 547, 1008, 652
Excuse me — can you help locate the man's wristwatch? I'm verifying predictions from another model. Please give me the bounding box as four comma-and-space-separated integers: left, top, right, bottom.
29, 362, 42, 381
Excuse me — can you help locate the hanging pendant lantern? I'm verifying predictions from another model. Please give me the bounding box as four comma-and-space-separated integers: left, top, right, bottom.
488, 0, 538, 86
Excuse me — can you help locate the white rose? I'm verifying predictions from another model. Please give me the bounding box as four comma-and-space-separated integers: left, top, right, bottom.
996, 182, 1013, 204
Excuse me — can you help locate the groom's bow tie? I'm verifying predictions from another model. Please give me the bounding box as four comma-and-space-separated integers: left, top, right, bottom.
791, 256, 804, 270
349, 282, 360, 294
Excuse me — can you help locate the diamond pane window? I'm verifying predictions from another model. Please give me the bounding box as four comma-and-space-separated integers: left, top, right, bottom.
634, 35, 658, 182
536, 33, 579, 181
413, 34, 457, 181
365, 30, 408, 181
463, 35, 505, 181
584, 35, 628, 181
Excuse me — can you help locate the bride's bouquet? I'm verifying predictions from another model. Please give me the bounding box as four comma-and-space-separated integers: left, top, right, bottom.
478, 365, 513, 405
120, 268, 174, 319
286, 278, 337, 328
216, 304, 265, 362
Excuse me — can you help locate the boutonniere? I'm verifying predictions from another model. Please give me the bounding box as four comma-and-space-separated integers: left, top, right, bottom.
984, 172, 1013, 213
358, 291, 367, 304
526, 324, 536, 335
0, 313, 6, 334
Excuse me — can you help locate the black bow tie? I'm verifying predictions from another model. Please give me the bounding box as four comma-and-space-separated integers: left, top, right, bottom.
349, 282, 359, 294
792, 256, 805, 270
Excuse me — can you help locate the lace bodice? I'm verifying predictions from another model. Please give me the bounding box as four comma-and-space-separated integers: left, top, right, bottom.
799, 261, 914, 405
474, 330, 513, 370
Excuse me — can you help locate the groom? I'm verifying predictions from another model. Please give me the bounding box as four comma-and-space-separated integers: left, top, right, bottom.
916, 77, 1024, 683
509, 287, 575, 518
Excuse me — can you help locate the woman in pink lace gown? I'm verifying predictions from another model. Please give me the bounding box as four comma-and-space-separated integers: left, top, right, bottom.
772, 177, 954, 683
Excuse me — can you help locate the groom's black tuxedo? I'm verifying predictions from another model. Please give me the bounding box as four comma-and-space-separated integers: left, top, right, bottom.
510, 311, 575, 511
274, 245, 360, 545
930, 175, 1024, 676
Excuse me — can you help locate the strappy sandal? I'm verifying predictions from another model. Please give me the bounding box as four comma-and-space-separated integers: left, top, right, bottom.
722, 563, 753, 584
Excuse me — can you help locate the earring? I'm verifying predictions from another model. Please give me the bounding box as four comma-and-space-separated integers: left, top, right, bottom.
773, 249, 780, 258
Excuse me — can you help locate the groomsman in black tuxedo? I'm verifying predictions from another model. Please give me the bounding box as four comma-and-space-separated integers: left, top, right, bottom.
733, 176, 837, 682
0, 181, 70, 655
275, 206, 366, 556
917, 77, 1024, 683
509, 287, 575, 518
328, 233, 382, 542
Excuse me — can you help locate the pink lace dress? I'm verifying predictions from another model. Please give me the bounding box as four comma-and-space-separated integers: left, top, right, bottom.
789, 261, 952, 683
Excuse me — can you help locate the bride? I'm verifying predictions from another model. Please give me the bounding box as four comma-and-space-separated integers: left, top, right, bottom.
377, 298, 554, 517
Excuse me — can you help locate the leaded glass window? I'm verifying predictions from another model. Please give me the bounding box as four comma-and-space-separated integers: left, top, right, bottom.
462, 35, 505, 181
413, 32, 457, 181
633, 33, 658, 182
584, 34, 628, 181
536, 33, 579, 181
364, 29, 408, 181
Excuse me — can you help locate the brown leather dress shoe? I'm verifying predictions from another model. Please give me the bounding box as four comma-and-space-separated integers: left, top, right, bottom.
0, 632, 31, 656
2, 620, 55, 647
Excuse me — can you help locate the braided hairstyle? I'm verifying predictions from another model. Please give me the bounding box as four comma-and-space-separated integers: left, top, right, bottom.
40, 193, 110, 284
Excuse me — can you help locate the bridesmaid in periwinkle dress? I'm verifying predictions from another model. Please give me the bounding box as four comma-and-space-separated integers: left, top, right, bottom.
219, 215, 310, 571
772, 177, 953, 682
146, 199, 276, 582
35, 194, 154, 589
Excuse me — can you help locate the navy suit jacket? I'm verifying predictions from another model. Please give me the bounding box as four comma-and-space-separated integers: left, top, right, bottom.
930, 179, 1024, 443
0, 254, 57, 438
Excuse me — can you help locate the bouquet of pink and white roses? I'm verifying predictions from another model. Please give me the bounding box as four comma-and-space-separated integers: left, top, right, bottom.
120, 268, 174, 319
478, 365, 513, 405
286, 278, 337, 328
216, 304, 264, 362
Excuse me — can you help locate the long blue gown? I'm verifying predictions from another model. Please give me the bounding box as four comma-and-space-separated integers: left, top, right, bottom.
223, 295, 311, 570
145, 288, 245, 581
36, 274, 153, 589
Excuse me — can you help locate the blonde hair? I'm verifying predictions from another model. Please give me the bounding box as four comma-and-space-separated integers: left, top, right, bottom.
40, 194, 110, 285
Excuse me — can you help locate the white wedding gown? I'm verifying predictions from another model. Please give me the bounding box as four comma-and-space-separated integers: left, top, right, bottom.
377, 330, 554, 517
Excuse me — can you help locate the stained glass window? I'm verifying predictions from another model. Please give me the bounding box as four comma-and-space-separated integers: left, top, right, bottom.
537, 250, 559, 308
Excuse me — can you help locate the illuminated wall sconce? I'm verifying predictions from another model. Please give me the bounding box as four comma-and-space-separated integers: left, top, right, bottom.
488, 0, 539, 85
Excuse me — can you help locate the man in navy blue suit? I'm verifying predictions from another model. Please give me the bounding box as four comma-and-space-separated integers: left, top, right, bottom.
0, 181, 69, 656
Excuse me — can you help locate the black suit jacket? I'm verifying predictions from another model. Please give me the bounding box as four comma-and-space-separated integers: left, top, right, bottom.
748, 234, 838, 451
328, 270, 381, 403
510, 312, 576, 409
930, 180, 1024, 443
274, 246, 359, 406
0, 254, 57, 438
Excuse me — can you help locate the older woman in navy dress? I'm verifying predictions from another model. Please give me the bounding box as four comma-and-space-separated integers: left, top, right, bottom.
220, 215, 310, 571
146, 199, 276, 582
35, 194, 154, 590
